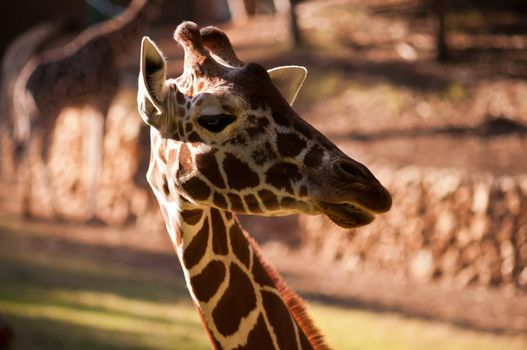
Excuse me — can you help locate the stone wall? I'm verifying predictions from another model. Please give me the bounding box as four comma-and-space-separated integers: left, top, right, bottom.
6, 89, 526, 293
299, 166, 527, 292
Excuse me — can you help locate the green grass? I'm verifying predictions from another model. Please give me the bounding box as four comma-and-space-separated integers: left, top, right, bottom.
0, 224, 525, 350
310, 305, 526, 350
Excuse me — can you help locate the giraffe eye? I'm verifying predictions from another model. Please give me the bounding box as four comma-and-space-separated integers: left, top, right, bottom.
198, 114, 236, 133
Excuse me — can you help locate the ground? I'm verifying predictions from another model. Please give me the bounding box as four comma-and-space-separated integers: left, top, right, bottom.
0, 214, 526, 349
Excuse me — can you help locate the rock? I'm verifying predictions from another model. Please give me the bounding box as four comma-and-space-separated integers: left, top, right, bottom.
409, 249, 434, 281
456, 266, 477, 287
439, 247, 460, 277
472, 181, 490, 214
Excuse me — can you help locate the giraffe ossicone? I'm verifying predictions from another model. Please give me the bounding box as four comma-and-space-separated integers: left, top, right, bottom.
138, 21, 391, 350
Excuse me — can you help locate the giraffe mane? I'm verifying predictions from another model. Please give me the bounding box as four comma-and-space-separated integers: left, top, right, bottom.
237, 218, 331, 350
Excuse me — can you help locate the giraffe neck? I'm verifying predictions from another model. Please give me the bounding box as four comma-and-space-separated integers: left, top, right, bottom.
175, 202, 319, 349
147, 132, 326, 349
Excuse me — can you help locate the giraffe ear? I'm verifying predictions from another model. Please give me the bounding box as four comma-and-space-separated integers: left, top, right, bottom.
267, 65, 307, 106
138, 36, 167, 124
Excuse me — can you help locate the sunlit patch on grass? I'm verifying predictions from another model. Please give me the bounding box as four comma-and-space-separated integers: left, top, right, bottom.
0, 227, 210, 350
0, 296, 208, 350
309, 303, 527, 350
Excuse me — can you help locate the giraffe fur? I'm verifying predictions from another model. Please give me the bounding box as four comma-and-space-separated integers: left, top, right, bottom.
138, 22, 392, 350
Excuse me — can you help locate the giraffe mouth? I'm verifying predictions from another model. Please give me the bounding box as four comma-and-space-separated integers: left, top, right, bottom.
318, 201, 376, 228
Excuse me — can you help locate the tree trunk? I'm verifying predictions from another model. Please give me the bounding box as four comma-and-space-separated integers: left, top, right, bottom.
432, 0, 450, 61
226, 0, 248, 22
288, 0, 302, 47
243, 0, 256, 16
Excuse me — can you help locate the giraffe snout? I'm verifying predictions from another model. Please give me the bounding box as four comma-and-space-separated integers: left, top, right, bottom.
332, 159, 392, 214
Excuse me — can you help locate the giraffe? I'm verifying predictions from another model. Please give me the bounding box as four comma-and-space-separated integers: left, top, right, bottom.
11, 0, 163, 221
137, 22, 392, 349
0, 20, 73, 180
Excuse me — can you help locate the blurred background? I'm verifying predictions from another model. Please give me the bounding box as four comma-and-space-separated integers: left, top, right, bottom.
0, 0, 527, 349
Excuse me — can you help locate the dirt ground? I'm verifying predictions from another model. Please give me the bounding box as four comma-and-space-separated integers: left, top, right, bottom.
1, 0, 527, 338
1, 203, 526, 335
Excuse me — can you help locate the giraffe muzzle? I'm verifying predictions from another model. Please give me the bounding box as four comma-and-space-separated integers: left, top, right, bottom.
311, 159, 392, 228
318, 201, 376, 228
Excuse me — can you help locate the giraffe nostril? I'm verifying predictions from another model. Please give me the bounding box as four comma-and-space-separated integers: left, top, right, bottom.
336, 160, 373, 180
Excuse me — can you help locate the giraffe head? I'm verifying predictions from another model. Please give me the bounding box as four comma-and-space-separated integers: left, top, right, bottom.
138, 22, 391, 228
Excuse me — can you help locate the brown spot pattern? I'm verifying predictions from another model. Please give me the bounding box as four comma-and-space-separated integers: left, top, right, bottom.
196, 151, 226, 188
252, 253, 274, 288
246, 117, 269, 138
176, 90, 186, 105
252, 142, 276, 166
230, 224, 250, 268
229, 133, 248, 146
304, 145, 324, 168
258, 117, 270, 128
280, 197, 297, 208
234, 314, 275, 350
211, 208, 228, 255
246, 114, 258, 124
257, 189, 280, 211
244, 194, 262, 213
180, 208, 203, 225
293, 119, 314, 139
246, 126, 263, 138
261, 290, 298, 350
183, 217, 209, 269
213, 264, 257, 336
276, 132, 306, 158
272, 110, 291, 127
190, 260, 225, 302
265, 163, 302, 193
213, 193, 228, 209
182, 177, 211, 200
167, 147, 178, 166
162, 178, 170, 196
228, 192, 245, 212
223, 153, 260, 191
157, 143, 166, 163
177, 144, 193, 178
188, 131, 202, 142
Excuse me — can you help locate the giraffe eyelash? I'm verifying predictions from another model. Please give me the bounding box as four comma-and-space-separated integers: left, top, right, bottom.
198, 114, 236, 133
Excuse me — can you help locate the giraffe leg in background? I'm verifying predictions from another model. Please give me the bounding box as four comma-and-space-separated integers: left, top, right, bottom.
83, 106, 106, 225
18, 148, 33, 219
0, 126, 12, 180
16, 130, 42, 220
38, 127, 66, 221
83, 92, 115, 225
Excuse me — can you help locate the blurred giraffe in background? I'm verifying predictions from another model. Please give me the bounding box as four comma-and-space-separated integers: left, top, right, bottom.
138, 22, 391, 349
11, 0, 163, 222
0, 20, 73, 180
